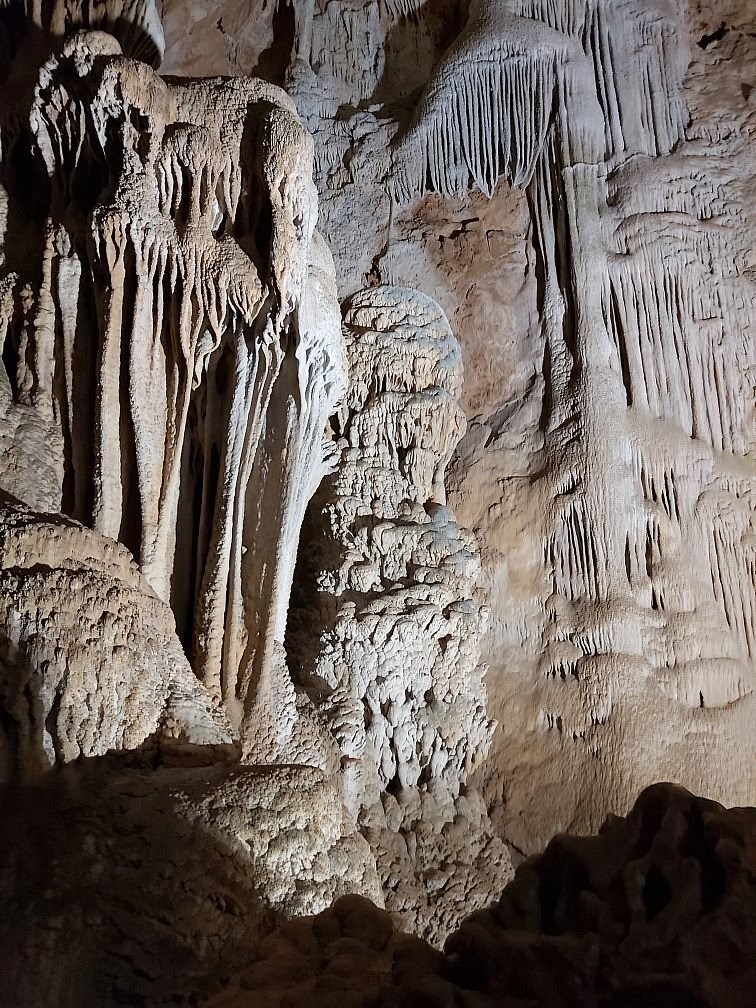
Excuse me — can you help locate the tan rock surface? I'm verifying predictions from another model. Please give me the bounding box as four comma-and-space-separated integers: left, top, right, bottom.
1, 0, 754, 990
0, 24, 346, 750
208, 784, 756, 1008
288, 284, 513, 943
0, 498, 233, 780
162, 0, 756, 855
0, 761, 381, 1007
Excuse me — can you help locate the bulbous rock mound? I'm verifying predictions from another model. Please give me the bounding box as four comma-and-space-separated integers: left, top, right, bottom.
0, 498, 233, 779
209, 784, 756, 1008
0, 761, 382, 1007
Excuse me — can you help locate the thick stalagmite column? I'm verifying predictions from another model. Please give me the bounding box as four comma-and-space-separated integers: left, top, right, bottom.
0, 22, 347, 740
287, 285, 513, 944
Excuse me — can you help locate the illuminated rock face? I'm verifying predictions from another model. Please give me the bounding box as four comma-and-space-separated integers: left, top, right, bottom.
288, 284, 513, 943
159, 0, 756, 853
0, 25, 346, 747
0, 0, 755, 1001
395, 0, 756, 850
0, 13, 377, 998
0, 499, 234, 780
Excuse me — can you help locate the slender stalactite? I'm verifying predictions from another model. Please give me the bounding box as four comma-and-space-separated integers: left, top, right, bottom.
390, 0, 756, 848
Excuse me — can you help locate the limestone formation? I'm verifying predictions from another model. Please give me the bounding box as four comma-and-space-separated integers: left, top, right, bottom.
0, 761, 381, 1006
185, 0, 754, 977
209, 784, 756, 1008
288, 284, 513, 942
0, 23, 346, 751
158, 0, 755, 851
0, 497, 233, 779
0, 0, 755, 999
375, 0, 755, 849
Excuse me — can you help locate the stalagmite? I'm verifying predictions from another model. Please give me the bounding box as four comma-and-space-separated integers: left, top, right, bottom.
288, 285, 513, 943
0, 23, 346, 742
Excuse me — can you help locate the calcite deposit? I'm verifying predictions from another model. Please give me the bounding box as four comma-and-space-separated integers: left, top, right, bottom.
288, 284, 512, 942
0, 17, 346, 751
0, 497, 233, 779
0, 0, 754, 1002
209, 784, 756, 1008
158, 0, 755, 850
0, 761, 381, 1006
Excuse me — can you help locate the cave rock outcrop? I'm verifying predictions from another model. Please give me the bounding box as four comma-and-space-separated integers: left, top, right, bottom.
288, 285, 513, 943
0, 24, 346, 750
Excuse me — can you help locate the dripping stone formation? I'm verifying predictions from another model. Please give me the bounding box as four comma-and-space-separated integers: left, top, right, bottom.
0, 0, 754, 1004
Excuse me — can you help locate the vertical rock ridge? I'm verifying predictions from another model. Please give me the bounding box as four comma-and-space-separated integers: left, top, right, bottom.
0, 27, 347, 740
287, 284, 513, 944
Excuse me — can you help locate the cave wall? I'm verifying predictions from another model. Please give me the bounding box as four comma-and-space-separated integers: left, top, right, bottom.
162, 0, 756, 851
0, 0, 754, 1000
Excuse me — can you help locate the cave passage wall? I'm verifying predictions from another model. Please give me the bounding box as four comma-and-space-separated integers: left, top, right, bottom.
0, 0, 754, 1002
160, 0, 756, 849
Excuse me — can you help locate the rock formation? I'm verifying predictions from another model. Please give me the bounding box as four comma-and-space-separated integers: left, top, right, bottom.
168, 0, 752, 850
154, 0, 756, 853
0, 0, 754, 1001
0, 497, 233, 779
0, 761, 381, 1006
378, 0, 756, 854
0, 14, 346, 751
208, 783, 756, 1008
288, 284, 512, 942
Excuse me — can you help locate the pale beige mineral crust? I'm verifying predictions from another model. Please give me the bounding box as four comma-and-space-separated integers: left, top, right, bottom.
0, 497, 233, 778
0, 0, 755, 1000
159, 0, 755, 861
0, 25, 347, 749
287, 284, 513, 944
388, 0, 756, 850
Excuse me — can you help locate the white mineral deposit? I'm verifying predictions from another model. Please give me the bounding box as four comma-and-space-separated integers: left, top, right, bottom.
0, 0, 753, 1003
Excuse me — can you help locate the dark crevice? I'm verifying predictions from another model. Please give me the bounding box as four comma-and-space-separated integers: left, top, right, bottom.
697, 24, 728, 49
641, 865, 671, 920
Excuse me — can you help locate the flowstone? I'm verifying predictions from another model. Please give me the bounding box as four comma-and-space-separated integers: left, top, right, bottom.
0, 24, 346, 747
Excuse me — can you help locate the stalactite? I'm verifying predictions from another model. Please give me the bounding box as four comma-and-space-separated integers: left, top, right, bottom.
392, 0, 688, 203
391, 1, 584, 200
390, 0, 754, 846
2, 0, 165, 64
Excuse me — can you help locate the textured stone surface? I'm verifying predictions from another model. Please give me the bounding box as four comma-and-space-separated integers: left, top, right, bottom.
287, 284, 513, 943
0, 498, 233, 780
163, 0, 756, 854
0, 761, 381, 1007
208, 784, 756, 1008
441, 0, 756, 850
0, 0, 755, 994
0, 23, 346, 749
